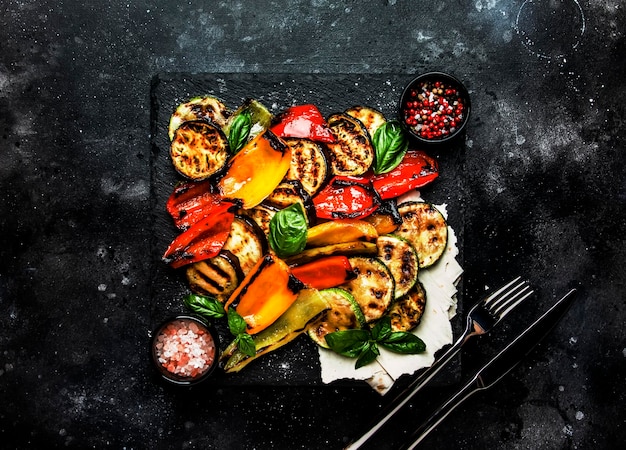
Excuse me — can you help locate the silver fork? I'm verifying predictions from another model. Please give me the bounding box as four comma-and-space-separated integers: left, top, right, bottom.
345, 276, 534, 450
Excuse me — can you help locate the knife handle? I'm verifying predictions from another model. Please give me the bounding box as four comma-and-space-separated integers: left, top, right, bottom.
397, 377, 480, 450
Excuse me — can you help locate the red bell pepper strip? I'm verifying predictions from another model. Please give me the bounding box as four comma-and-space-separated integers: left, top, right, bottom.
291, 256, 356, 290
162, 208, 235, 269
312, 176, 380, 220
270, 104, 336, 143
371, 150, 439, 200
166, 180, 237, 230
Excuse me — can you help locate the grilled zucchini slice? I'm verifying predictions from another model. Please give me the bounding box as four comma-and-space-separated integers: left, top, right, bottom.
395, 202, 448, 269
326, 113, 374, 176
223, 98, 273, 142
340, 256, 395, 323
283, 137, 330, 197
186, 250, 243, 302
307, 288, 366, 348
376, 234, 419, 299
170, 120, 230, 180
388, 281, 427, 332
222, 215, 267, 276
168, 96, 230, 140
344, 105, 386, 140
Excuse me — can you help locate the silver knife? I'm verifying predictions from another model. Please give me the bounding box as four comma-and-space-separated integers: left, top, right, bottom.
399, 288, 578, 449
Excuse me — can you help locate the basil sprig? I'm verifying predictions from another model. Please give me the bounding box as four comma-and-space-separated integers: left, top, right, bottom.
228, 110, 252, 154
183, 293, 256, 357
227, 307, 256, 357
372, 120, 409, 174
325, 316, 426, 369
184, 293, 226, 319
268, 202, 308, 258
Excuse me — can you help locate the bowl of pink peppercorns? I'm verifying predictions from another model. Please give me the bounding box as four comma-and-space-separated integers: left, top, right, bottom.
151, 315, 220, 385
399, 72, 470, 145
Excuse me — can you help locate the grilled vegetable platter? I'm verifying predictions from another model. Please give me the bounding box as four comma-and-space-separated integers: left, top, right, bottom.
150, 74, 464, 386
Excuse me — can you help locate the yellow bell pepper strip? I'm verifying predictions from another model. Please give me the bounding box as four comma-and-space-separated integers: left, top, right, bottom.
291, 256, 356, 290
224, 254, 305, 335
306, 219, 378, 247
222, 288, 330, 373
162, 206, 236, 269
217, 130, 292, 209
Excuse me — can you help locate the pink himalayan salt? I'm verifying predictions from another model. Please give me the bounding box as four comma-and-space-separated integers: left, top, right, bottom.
154, 318, 216, 378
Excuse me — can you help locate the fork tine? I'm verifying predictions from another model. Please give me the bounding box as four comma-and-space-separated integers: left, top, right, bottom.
494, 285, 534, 319
483, 276, 522, 306
488, 278, 528, 311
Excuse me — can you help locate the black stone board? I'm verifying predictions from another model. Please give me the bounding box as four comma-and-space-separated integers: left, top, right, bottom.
149, 73, 465, 387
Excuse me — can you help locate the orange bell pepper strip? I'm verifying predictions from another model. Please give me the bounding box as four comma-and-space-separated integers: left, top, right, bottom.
291, 256, 356, 290
225, 254, 305, 335
218, 130, 292, 209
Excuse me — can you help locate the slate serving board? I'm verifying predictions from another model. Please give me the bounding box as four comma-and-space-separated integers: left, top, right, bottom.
149, 73, 465, 387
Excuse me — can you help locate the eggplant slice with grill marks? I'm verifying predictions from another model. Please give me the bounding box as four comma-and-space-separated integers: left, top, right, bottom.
221, 215, 268, 276
283, 137, 330, 197
168, 96, 231, 140
186, 250, 243, 302
325, 113, 375, 176
344, 105, 387, 141
170, 120, 230, 180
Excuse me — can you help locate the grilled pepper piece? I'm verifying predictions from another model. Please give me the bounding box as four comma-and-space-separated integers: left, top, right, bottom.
291, 256, 356, 290
166, 180, 237, 230
222, 288, 330, 372
218, 130, 292, 209
371, 150, 439, 200
306, 219, 378, 247
313, 176, 381, 220
162, 207, 235, 269
224, 254, 305, 335
271, 104, 335, 144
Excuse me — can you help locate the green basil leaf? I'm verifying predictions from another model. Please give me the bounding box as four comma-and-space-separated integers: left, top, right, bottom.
355, 342, 379, 369
227, 307, 248, 336
268, 203, 308, 258
370, 315, 392, 342
372, 120, 409, 174
228, 110, 252, 154
236, 333, 257, 357
183, 294, 226, 320
325, 329, 370, 358
380, 332, 426, 354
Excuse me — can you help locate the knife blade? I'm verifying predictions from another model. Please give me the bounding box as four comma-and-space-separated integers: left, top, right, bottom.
399, 287, 578, 450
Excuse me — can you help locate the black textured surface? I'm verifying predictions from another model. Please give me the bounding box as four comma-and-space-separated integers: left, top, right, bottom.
1, 1, 625, 449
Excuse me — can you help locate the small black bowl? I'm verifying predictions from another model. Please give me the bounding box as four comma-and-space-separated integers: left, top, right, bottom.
398, 72, 471, 145
150, 315, 220, 386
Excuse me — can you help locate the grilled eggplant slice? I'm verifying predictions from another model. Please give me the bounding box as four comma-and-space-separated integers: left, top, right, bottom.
185, 250, 243, 302
244, 203, 279, 237
326, 113, 374, 176
263, 179, 316, 226
168, 96, 230, 140
344, 105, 386, 140
170, 120, 230, 180
307, 288, 366, 348
376, 234, 419, 299
285, 241, 378, 266
395, 202, 448, 269
389, 281, 427, 332
340, 256, 395, 323
222, 215, 267, 276
283, 137, 330, 197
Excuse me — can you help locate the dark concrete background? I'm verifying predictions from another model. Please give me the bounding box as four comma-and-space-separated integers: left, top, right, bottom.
1, 0, 624, 449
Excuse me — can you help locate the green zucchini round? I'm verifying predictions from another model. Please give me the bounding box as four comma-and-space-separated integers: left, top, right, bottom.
307, 288, 366, 348
395, 202, 448, 269
376, 234, 419, 299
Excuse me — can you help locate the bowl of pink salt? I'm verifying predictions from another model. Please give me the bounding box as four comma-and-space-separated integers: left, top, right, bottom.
151, 315, 219, 385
